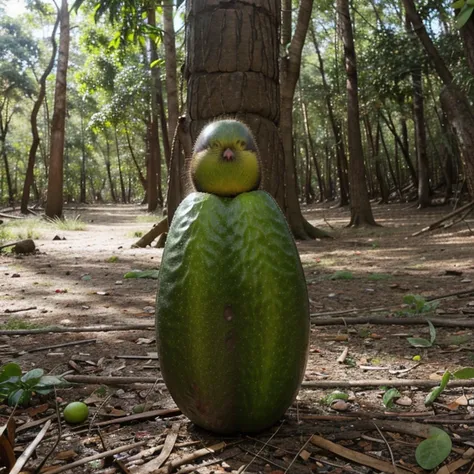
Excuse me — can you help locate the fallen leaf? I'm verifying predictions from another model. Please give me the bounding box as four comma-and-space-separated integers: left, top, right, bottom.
24, 404, 49, 417
55, 450, 77, 461
455, 395, 469, 406
299, 450, 311, 461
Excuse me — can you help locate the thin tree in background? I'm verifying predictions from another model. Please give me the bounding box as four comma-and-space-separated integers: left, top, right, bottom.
46, 0, 69, 218
21, 12, 59, 214
405, 13, 430, 208
402, 0, 474, 197
337, 0, 377, 226
162, 0, 179, 155
310, 21, 349, 206
280, 0, 328, 238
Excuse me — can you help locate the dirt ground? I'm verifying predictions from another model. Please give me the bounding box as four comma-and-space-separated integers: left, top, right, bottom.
1, 201, 474, 473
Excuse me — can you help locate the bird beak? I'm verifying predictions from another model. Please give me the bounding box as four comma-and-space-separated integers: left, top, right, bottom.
222, 148, 235, 161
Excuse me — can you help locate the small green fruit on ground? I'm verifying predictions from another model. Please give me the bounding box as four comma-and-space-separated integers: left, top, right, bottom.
63, 402, 89, 424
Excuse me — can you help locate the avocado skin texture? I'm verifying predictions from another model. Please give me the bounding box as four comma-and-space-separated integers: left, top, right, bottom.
156, 191, 309, 434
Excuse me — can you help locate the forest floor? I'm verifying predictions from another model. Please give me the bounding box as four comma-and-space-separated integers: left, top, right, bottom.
0, 200, 474, 474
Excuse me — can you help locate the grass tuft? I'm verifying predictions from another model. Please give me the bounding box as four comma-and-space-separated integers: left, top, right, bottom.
329, 270, 354, 280
2, 318, 40, 330
47, 215, 87, 231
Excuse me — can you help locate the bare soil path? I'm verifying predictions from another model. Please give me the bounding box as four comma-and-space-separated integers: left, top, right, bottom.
1, 201, 473, 473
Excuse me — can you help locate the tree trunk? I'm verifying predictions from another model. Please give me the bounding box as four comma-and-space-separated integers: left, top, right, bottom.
440, 84, 474, 197
300, 87, 324, 202
310, 22, 349, 206
280, 0, 330, 238
46, 0, 69, 219
411, 68, 431, 207
21, 12, 59, 214
185, 0, 283, 205
125, 126, 147, 192
146, 6, 159, 212
380, 110, 417, 185
337, 0, 377, 226
379, 120, 402, 199
364, 117, 388, 204
182, 0, 329, 239
162, 0, 179, 161
79, 106, 87, 203
402, 0, 474, 197
156, 66, 170, 176
1, 139, 14, 206
114, 128, 127, 203
104, 134, 117, 202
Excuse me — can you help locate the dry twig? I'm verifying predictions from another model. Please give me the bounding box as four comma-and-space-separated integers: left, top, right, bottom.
10, 419, 52, 474
134, 423, 180, 474
310, 434, 412, 474
42, 440, 148, 474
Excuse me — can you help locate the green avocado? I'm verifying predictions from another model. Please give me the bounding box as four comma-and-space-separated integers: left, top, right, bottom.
156, 191, 309, 433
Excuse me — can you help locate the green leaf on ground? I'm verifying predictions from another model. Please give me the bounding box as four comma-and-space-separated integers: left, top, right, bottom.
124, 269, 160, 280
452, 367, 474, 379
415, 427, 452, 470
383, 388, 401, 408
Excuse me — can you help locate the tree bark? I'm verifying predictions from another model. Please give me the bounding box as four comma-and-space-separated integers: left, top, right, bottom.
310, 22, 349, 206
402, 0, 474, 197
280, 0, 330, 239
185, 0, 283, 204
79, 107, 87, 203
405, 13, 430, 208
379, 110, 416, 186
1, 138, 14, 207
337, 0, 377, 226
364, 117, 388, 204
162, 0, 179, 162
21, 12, 59, 213
300, 86, 324, 202
114, 128, 127, 203
412, 68, 431, 207
46, 0, 69, 219
125, 125, 147, 192
104, 134, 117, 202
146, 5, 159, 212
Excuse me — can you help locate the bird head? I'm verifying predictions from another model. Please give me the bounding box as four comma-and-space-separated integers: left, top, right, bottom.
190, 120, 261, 197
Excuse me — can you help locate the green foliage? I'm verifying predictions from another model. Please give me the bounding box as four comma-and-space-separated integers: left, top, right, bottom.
402, 294, 439, 315
452, 367, 474, 379
329, 270, 354, 280
424, 368, 474, 408
2, 318, 39, 330
106, 255, 119, 263
368, 273, 391, 281
0, 225, 14, 244
124, 269, 160, 279
382, 388, 401, 408
425, 370, 451, 406
415, 427, 452, 470
321, 391, 349, 406
407, 320, 437, 348
0, 362, 65, 406
453, 1, 474, 28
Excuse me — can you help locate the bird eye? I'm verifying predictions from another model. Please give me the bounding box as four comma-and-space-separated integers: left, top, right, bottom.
210, 140, 221, 149
237, 140, 246, 149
